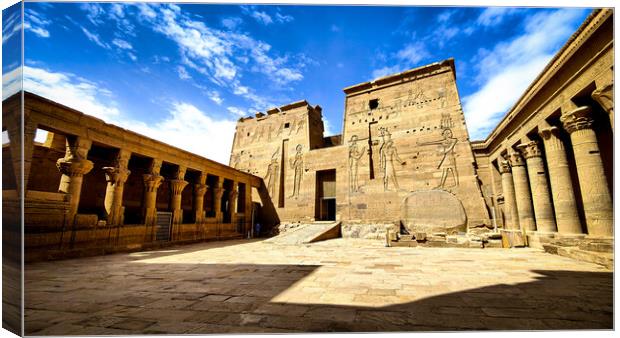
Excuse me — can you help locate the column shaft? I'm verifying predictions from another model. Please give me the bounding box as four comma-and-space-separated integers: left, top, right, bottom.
56, 136, 93, 222
517, 141, 557, 233
103, 149, 131, 226
499, 161, 519, 230
561, 106, 613, 237
508, 152, 536, 231
143, 159, 163, 231
539, 127, 582, 235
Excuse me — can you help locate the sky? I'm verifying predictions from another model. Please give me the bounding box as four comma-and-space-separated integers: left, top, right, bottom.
2, 2, 591, 164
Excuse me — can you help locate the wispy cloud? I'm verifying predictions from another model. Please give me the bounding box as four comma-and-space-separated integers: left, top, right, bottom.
227, 106, 247, 117
463, 8, 589, 139
80, 26, 110, 49
371, 41, 429, 79
176, 65, 191, 80
2, 9, 21, 44
25, 9, 51, 38
241, 6, 294, 25
208, 90, 223, 105
112, 38, 132, 50
23, 65, 236, 164
221, 16, 243, 30
476, 7, 521, 27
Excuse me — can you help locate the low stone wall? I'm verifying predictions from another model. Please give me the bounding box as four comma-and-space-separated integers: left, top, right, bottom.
341, 222, 399, 240
24, 221, 247, 262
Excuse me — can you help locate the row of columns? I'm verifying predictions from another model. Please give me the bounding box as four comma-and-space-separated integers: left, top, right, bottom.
497, 104, 613, 239
53, 136, 245, 234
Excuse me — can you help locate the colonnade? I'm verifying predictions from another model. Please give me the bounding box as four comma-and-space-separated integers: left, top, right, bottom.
497, 102, 613, 239
49, 135, 250, 240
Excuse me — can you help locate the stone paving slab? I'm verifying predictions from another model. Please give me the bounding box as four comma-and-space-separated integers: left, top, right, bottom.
24, 238, 613, 334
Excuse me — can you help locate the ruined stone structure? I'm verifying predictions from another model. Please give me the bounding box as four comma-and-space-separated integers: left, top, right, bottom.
232, 9, 613, 252
1, 9, 613, 262
472, 8, 614, 252
3, 93, 262, 261
231, 59, 490, 239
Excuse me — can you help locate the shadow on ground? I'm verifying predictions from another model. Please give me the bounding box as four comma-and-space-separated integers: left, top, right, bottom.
24, 257, 613, 335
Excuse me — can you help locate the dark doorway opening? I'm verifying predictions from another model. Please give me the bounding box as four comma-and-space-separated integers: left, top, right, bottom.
315, 169, 336, 221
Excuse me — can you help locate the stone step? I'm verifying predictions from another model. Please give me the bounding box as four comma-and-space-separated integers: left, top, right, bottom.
265, 222, 341, 245
543, 244, 613, 269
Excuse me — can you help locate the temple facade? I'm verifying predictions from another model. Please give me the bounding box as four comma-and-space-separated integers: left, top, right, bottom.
2, 9, 613, 261
231, 9, 613, 245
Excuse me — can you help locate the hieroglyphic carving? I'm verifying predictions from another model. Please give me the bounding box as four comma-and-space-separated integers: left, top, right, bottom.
438, 81, 449, 108
348, 135, 365, 193
379, 128, 405, 191
289, 144, 303, 198
417, 128, 459, 189
264, 148, 280, 197
404, 86, 429, 109
231, 153, 241, 168
296, 117, 305, 134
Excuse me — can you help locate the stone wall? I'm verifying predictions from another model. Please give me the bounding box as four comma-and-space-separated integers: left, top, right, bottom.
232, 59, 491, 237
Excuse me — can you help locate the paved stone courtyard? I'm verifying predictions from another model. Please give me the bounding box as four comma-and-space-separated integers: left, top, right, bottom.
25, 239, 612, 334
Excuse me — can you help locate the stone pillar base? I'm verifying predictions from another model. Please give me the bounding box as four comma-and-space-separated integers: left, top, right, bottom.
501, 229, 527, 248
526, 231, 556, 249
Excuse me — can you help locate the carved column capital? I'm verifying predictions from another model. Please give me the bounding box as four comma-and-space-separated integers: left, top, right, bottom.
507, 151, 525, 167
538, 126, 561, 140
169, 179, 189, 195
194, 183, 208, 196
498, 160, 512, 174
560, 106, 594, 134
143, 174, 163, 192
63, 136, 92, 162
591, 80, 613, 112
516, 141, 542, 159
214, 186, 224, 200
56, 158, 94, 177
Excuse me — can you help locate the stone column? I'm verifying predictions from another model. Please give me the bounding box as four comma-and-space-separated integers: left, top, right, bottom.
102, 149, 131, 226
591, 80, 613, 131
538, 126, 583, 235
508, 151, 536, 232
229, 183, 239, 226
56, 136, 94, 222
499, 160, 519, 230
194, 172, 208, 224
516, 141, 557, 234
561, 106, 613, 237
169, 165, 189, 226
7, 116, 37, 196
142, 159, 163, 228
213, 180, 224, 223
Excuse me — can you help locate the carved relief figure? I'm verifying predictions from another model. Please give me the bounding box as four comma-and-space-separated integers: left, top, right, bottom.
379, 129, 405, 191
231, 153, 241, 169
348, 135, 365, 193
264, 148, 280, 198
289, 144, 304, 198
418, 128, 459, 189
296, 118, 306, 134
438, 82, 449, 108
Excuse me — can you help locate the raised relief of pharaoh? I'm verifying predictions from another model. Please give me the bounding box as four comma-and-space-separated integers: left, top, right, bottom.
289, 144, 304, 198
264, 148, 280, 198
417, 128, 459, 189
379, 128, 406, 191
348, 135, 365, 193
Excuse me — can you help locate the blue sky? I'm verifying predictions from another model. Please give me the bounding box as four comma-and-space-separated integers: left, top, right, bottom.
3, 3, 591, 163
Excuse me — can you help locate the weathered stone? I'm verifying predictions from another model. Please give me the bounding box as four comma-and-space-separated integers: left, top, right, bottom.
401, 190, 466, 235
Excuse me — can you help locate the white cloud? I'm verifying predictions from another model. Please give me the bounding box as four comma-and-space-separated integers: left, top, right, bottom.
81, 26, 110, 49
222, 17, 243, 30
241, 6, 294, 25
395, 42, 429, 65
251, 11, 273, 25
125, 102, 236, 164
80, 3, 105, 26
112, 38, 132, 50
476, 7, 520, 27
227, 106, 247, 117
463, 8, 588, 140
437, 9, 457, 23
22, 65, 236, 164
25, 9, 51, 38
177, 65, 191, 80
323, 118, 336, 136
208, 91, 223, 105
2, 9, 21, 44
2, 66, 22, 100
371, 65, 402, 79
